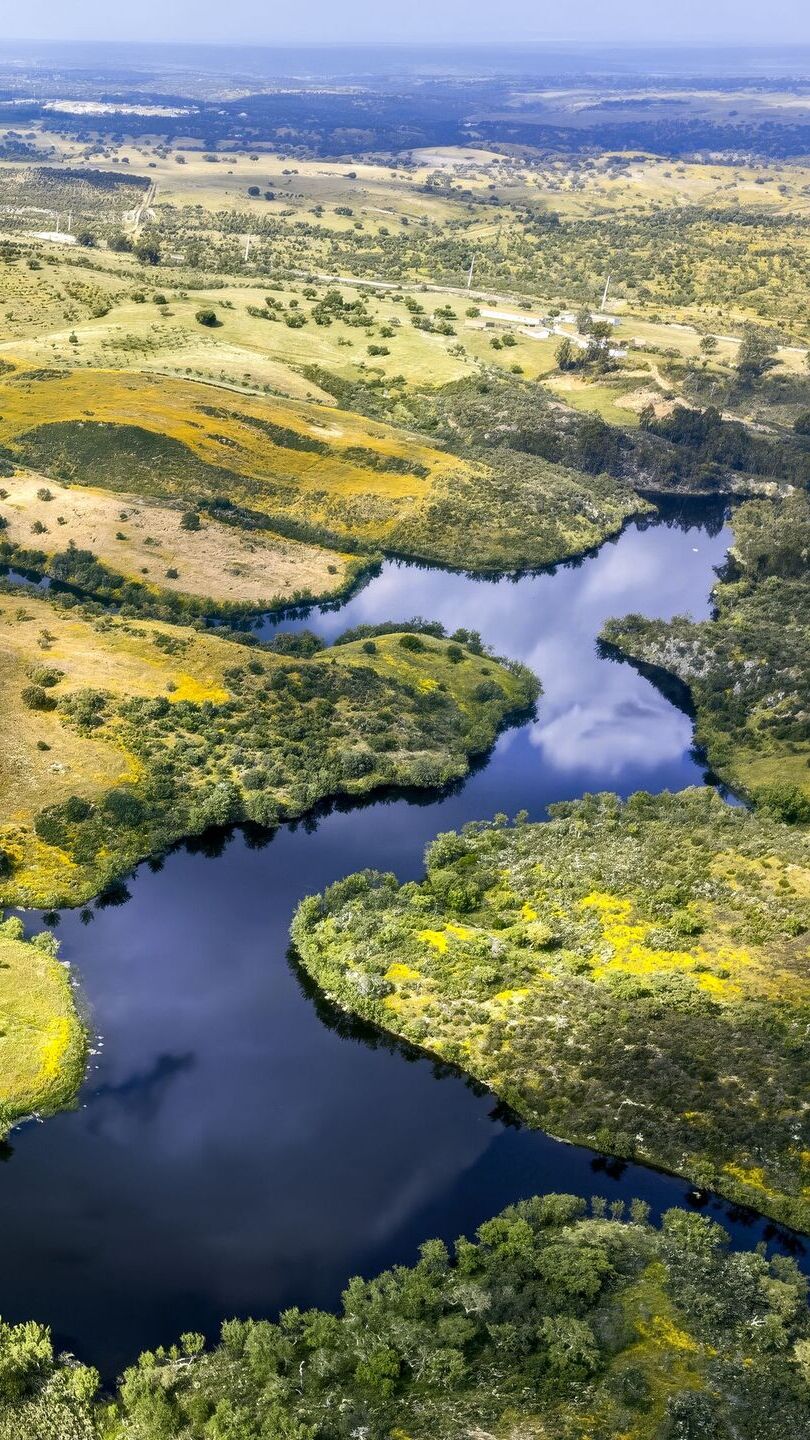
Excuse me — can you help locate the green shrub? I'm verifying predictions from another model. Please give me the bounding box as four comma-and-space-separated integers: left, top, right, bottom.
21, 684, 56, 711
398, 634, 426, 653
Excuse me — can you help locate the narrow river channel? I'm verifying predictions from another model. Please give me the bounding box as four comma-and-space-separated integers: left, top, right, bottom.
2, 497, 803, 1378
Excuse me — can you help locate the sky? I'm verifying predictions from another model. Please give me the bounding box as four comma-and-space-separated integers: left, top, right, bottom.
3, 0, 809, 47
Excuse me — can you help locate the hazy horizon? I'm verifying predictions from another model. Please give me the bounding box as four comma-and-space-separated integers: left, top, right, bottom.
3, 0, 809, 48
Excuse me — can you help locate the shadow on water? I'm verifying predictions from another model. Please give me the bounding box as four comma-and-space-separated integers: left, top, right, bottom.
2, 497, 802, 1381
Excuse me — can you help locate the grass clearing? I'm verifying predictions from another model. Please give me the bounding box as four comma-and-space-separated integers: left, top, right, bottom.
0, 919, 86, 1135
0, 471, 358, 610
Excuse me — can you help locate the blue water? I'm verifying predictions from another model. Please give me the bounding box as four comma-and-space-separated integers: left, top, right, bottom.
1, 499, 803, 1379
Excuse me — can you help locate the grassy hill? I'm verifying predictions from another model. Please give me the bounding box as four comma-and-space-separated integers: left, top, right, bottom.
0, 361, 645, 579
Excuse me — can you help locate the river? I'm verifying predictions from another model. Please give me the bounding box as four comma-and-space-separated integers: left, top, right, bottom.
2, 496, 803, 1378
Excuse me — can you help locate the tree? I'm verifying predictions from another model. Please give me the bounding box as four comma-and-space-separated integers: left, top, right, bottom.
699, 334, 718, 355
108, 231, 133, 253
556, 337, 579, 371
134, 234, 161, 266
195, 308, 219, 327
75, 229, 96, 247
736, 324, 777, 384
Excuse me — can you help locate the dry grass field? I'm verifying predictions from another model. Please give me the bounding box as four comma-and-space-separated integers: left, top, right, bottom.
0, 471, 357, 608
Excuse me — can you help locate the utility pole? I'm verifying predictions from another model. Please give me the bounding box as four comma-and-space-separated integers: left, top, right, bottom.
466, 255, 475, 289
600, 274, 611, 311
244, 234, 252, 263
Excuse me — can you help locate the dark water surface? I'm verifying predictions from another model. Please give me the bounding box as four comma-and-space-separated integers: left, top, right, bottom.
3, 500, 803, 1377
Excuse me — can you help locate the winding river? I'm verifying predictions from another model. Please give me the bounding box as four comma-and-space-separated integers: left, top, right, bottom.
2, 496, 804, 1379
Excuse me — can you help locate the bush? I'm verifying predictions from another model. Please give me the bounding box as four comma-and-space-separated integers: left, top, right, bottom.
398, 634, 426, 653
103, 789, 146, 826
472, 680, 506, 703
27, 665, 63, 688
755, 783, 810, 824
21, 684, 56, 711
63, 796, 92, 823
340, 747, 376, 778
180, 511, 201, 531
195, 309, 219, 327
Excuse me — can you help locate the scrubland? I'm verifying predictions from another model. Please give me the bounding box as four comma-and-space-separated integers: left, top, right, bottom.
294, 789, 810, 1229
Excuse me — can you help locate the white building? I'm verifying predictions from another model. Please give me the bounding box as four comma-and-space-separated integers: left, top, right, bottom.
480, 308, 543, 327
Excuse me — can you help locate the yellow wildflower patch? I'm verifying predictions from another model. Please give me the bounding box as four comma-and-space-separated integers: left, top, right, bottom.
722, 1162, 781, 1199
168, 674, 230, 704
385, 963, 421, 983
639, 1316, 700, 1353
39, 1016, 73, 1081
418, 929, 448, 953
696, 972, 737, 998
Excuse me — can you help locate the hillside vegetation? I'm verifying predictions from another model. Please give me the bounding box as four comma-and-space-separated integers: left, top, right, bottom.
293, 790, 810, 1229
0, 593, 537, 908
0, 362, 644, 577
602, 491, 810, 814
3, 1196, 809, 1440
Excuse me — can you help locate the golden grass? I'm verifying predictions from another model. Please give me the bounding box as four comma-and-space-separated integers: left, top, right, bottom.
0, 592, 226, 839
0, 361, 472, 552
0, 362, 444, 485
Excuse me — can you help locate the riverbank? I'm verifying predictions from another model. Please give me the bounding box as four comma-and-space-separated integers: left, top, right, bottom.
0, 592, 537, 910
0, 917, 85, 1136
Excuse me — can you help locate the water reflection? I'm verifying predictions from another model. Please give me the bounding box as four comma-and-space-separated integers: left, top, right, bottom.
4, 499, 800, 1381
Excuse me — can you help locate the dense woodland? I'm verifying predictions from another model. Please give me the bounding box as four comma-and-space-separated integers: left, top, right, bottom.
308, 369, 810, 497
2, 1196, 809, 1440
